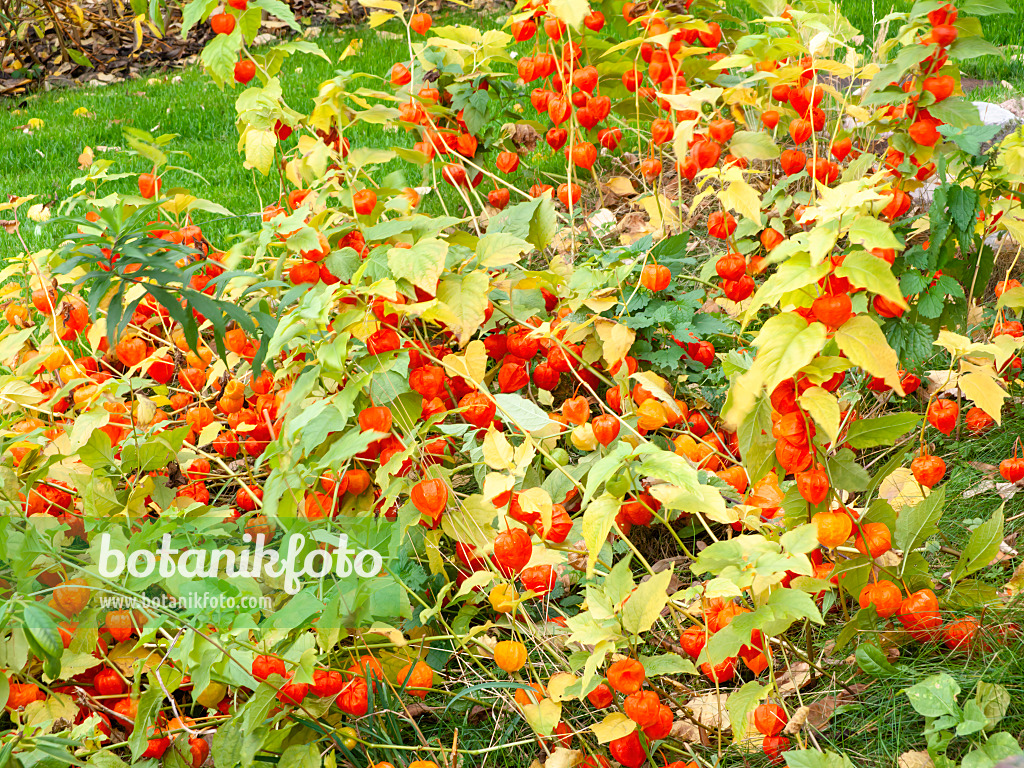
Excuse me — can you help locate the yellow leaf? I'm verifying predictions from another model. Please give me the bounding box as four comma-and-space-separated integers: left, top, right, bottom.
720, 178, 762, 225
594, 318, 635, 369
519, 487, 553, 536
482, 472, 515, 502
77, 146, 94, 169
605, 177, 636, 196
798, 386, 840, 444
442, 339, 487, 385
590, 712, 636, 744
368, 10, 394, 26
636, 194, 679, 231
547, 672, 579, 702
878, 467, 928, 512
482, 428, 515, 470
339, 38, 363, 61
834, 315, 903, 394
958, 361, 1007, 424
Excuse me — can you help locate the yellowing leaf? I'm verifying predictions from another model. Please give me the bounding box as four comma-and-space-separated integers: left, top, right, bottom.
621, 568, 673, 635
432, 271, 490, 346
521, 697, 563, 736
630, 371, 683, 415
244, 128, 277, 175
835, 251, 907, 307
594, 318, 635, 369
723, 314, 827, 428
996, 286, 1024, 310
798, 386, 840, 444
590, 712, 636, 743
835, 315, 903, 394
720, 178, 762, 225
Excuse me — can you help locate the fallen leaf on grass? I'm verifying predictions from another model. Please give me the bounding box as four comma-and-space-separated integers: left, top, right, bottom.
544, 748, 582, 768
683, 692, 731, 730
502, 123, 540, 152
898, 751, 935, 768
605, 176, 636, 196
783, 685, 869, 734
776, 662, 812, 694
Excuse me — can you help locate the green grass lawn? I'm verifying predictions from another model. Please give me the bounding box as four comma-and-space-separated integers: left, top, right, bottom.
0, 11, 580, 263
840, 0, 1024, 83
3, 1, 1022, 264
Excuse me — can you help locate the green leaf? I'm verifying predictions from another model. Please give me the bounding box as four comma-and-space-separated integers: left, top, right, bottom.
278, 744, 320, 768
388, 238, 448, 293
487, 196, 557, 251
727, 681, 766, 743
492, 393, 553, 432
737, 394, 776, 484
847, 216, 902, 251
929, 98, 982, 129
129, 686, 164, 760
957, 699, 990, 737
951, 506, 1003, 583
23, 604, 62, 661
855, 644, 897, 678
905, 673, 961, 718
621, 568, 673, 635
180, 0, 218, 37
947, 35, 1002, 60
581, 495, 620, 576
201, 28, 242, 84
975, 681, 1011, 730
251, 0, 301, 29
476, 232, 532, 267
960, 732, 1023, 768
961, 0, 1012, 13
729, 131, 781, 160
638, 653, 697, 676
894, 486, 944, 566
844, 413, 921, 449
